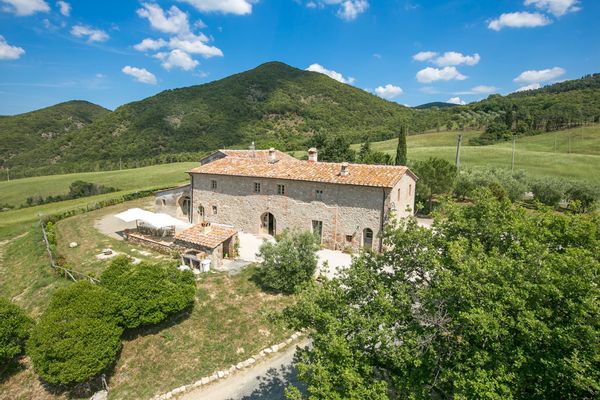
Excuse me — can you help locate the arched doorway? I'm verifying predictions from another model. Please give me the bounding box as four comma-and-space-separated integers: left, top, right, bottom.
179, 196, 191, 218
260, 212, 276, 236
363, 228, 373, 250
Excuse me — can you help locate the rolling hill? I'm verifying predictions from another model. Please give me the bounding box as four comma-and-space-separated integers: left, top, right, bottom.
1, 63, 599, 180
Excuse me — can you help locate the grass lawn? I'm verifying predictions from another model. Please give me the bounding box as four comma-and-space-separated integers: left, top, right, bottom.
0, 161, 197, 208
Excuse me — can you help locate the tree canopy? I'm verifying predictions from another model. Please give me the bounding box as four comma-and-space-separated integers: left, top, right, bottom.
0, 298, 32, 370
284, 191, 600, 400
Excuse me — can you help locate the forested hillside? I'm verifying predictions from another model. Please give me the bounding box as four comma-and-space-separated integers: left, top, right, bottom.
1, 63, 599, 179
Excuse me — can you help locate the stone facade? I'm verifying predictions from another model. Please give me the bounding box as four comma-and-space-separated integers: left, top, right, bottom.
154, 184, 192, 221
189, 172, 415, 252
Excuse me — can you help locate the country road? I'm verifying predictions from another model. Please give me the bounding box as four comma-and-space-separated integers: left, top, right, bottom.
178, 340, 309, 400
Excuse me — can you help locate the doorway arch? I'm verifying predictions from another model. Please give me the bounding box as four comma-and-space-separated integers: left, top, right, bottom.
260, 212, 276, 236
363, 228, 373, 250
179, 196, 191, 218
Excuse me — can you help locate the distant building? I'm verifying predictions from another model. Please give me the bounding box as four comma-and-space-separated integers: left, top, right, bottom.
156, 147, 417, 252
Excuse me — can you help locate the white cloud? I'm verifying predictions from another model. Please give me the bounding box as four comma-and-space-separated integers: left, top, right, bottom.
134, 38, 167, 52
306, 63, 355, 84
168, 34, 223, 58
375, 84, 403, 99
413, 51, 437, 61
447, 97, 466, 105
488, 11, 551, 30
178, 0, 253, 15
0, 0, 49, 15
137, 3, 190, 35
155, 49, 199, 71
337, 0, 368, 21
515, 82, 541, 92
0, 35, 25, 60
433, 51, 480, 67
524, 0, 580, 17
70, 24, 109, 43
122, 66, 157, 84
416, 66, 467, 83
514, 67, 565, 83
56, 0, 69, 16
471, 85, 497, 94
307, 0, 369, 21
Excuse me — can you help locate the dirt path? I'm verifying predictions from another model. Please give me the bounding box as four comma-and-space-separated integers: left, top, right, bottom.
0, 232, 28, 260
178, 339, 309, 400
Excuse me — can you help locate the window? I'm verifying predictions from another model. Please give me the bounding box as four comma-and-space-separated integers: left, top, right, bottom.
409, 184, 413, 196
277, 184, 286, 195
397, 188, 401, 201
161, 199, 166, 206
211, 180, 217, 190
212, 205, 218, 215
198, 205, 205, 217
345, 235, 353, 243
181, 196, 191, 216
312, 220, 323, 242
254, 182, 261, 193
315, 189, 323, 201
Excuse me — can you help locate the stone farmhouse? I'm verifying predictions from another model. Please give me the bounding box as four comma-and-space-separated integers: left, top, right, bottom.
155, 147, 417, 253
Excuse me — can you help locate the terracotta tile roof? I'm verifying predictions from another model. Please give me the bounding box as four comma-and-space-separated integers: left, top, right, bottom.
175, 223, 237, 249
188, 158, 412, 188
220, 149, 298, 162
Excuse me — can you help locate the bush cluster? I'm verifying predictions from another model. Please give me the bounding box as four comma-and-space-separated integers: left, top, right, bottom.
25, 180, 118, 208
257, 231, 319, 294
26, 257, 196, 386
455, 168, 529, 202
100, 256, 195, 329
0, 298, 32, 369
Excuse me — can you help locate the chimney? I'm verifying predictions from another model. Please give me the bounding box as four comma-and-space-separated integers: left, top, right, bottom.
200, 220, 211, 234
308, 148, 318, 163
268, 148, 277, 163
340, 162, 349, 177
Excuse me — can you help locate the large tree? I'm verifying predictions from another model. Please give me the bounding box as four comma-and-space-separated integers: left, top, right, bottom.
0, 298, 32, 373
395, 125, 407, 166
412, 157, 457, 212
284, 191, 600, 400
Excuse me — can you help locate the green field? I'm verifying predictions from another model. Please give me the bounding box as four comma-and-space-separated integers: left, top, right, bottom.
0, 162, 197, 208
348, 125, 600, 184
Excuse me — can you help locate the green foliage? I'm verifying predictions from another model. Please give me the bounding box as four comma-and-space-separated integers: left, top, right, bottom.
454, 168, 529, 202
531, 176, 567, 207
395, 125, 407, 165
0, 298, 33, 368
357, 139, 393, 165
313, 133, 356, 163
566, 181, 600, 213
27, 282, 123, 386
284, 192, 600, 399
412, 157, 457, 212
100, 257, 195, 329
257, 231, 319, 294
25, 180, 118, 207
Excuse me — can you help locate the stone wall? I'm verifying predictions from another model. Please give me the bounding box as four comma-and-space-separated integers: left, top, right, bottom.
189, 172, 416, 252
154, 185, 192, 221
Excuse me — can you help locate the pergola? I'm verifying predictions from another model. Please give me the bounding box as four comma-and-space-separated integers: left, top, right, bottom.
115, 208, 191, 235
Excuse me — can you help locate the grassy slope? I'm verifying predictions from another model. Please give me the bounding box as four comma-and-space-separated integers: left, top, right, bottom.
0, 162, 196, 208
350, 125, 600, 183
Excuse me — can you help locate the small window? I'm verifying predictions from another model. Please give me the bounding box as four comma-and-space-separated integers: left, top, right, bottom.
212, 205, 218, 215
211, 180, 217, 190
277, 184, 286, 195
254, 182, 261, 193
409, 184, 413, 196
198, 205, 205, 217
345, 235, 353, 243
315, 189, 323, 201
397, 188, 401, 201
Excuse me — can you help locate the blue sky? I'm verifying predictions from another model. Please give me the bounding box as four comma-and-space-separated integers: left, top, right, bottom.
0, 0, 598, 114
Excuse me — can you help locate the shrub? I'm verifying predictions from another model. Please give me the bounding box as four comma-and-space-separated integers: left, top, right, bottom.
27, 282, 123, 386
531, 177, 566, 207
257, 231, 319, 294
101, 258, 195, 329
566, 182, 600, 213
0, 298, 33, 369
454, 168, 528, 202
